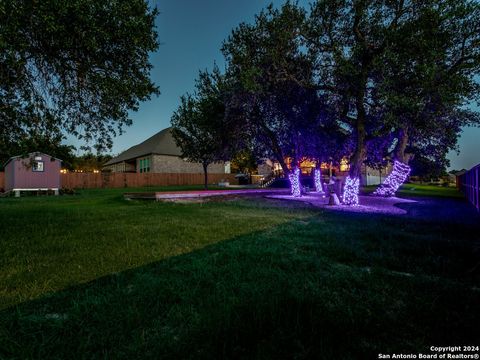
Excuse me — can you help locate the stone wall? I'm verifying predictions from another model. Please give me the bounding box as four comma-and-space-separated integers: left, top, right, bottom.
151, 155, 226, 174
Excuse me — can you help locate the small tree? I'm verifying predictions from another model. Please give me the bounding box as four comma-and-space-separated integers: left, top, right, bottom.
230, 149, 258, 175
72, 153, 113, 172
171, 69, 230, 190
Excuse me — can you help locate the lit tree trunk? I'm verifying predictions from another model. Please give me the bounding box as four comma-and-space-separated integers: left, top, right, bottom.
289, 167, 301, 197
373, 127, 412, 197
314, 166, 324, 193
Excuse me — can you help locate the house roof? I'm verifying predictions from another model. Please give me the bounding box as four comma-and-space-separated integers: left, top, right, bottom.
105, 127, 182, 166
3, 152, 62, 168
450, 169, 467, 177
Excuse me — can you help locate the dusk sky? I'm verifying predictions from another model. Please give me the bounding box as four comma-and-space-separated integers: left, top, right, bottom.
90, 0, 479, 171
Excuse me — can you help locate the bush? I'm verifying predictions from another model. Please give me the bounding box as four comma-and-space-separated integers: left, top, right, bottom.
60, 187, 77, 195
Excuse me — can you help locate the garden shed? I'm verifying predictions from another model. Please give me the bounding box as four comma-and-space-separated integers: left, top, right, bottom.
4, 152, 62, 196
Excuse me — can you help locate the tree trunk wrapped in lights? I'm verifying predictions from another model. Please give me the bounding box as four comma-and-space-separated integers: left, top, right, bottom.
373, 160, 411, 197
288, 167, 301, 197
342, 176, 360, 206
313, 168, 324, 193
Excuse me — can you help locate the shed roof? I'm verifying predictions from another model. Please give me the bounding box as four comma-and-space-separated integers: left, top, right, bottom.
105, 127, 182, 166
3, 152, 62, 168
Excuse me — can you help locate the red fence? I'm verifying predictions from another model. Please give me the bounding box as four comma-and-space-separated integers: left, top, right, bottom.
458, 164, 480, 212
0, 172, 236, 190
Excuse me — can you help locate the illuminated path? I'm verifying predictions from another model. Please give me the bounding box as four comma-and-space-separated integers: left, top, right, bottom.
267, 193, 417, 215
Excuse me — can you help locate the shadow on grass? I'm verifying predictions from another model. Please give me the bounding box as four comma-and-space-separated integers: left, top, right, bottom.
1, 211, 479, 359
394, 196, 480, 225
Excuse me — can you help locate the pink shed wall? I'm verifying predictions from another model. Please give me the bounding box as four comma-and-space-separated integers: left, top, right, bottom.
5, 154, 61, 191
4, 160, 15, 191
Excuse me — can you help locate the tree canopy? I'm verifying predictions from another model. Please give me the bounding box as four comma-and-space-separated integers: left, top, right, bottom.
222, 3, 347, 174
306, 0, 480, 177
0, 133, 76, 170
376, 0, 480, 167
0, 0, 159, 155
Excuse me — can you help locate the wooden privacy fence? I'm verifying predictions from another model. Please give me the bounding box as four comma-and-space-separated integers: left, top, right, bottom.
458, 163, 480, 212
60, 172, 237, 189
0, 172, 236, 190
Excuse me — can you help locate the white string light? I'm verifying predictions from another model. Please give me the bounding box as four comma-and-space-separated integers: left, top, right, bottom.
288, 167, 301, 197
342, 176, 360, 205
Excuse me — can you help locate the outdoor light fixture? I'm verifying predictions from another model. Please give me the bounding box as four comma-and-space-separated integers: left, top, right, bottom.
373, 160, 411, 197
289, 167, 301, 197
342, 176, 359, 205
314, 168, 323, 193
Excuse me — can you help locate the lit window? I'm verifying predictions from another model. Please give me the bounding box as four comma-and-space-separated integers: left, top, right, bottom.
340, 158, 350, 172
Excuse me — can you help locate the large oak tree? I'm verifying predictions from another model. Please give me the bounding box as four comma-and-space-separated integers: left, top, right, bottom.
0, 0, 159, 157
222, 3, 347, 176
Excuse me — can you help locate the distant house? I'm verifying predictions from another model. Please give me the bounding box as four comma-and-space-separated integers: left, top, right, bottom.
257, 157, 392, 186
4, 152, 62, 196
103, 127, 228, 174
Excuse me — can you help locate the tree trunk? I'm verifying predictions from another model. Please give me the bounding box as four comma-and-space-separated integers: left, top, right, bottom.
343, 70, 367, 206
373, 127, 412, 197
349, 93, 367, 179
203, 162, 209, 190
394, 127, 413, 164
259, 122, 289, 176
274, 153, 290, 177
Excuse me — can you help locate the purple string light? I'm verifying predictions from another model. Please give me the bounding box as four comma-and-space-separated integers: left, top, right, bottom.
288, 167, 301, 197
373, 160, 411, 197
342, 176, 360, 206
314, 168, 323, 193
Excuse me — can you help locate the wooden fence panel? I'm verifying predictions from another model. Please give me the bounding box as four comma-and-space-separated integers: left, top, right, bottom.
59, 172, 236, 189
459, 164, 480, 212
0, 172, 236, 190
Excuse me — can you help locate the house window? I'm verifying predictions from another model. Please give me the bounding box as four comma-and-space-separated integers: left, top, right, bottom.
32, 161, 44, 172
139, 158, 150, 173
340, 158, 350, 172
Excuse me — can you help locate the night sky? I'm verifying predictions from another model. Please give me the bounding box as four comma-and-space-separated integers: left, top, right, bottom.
89, 0, 479, 171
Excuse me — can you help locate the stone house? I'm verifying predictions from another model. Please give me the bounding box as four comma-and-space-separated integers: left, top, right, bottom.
103, 127, 227, 174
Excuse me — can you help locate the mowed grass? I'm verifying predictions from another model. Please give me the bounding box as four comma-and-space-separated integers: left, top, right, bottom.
363, 183, 464, 198
0, 185, 479, 359
397, 183, 465, 198
0, 186, 296, 309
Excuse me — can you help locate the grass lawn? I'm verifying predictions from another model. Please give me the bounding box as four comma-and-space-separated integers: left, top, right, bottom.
362, 183, 464, 198
0, 185, 479, 359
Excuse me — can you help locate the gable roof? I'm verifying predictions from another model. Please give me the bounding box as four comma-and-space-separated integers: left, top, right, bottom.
450, 169, 467, 177
3, 152, 62, 168
105, 127, 182, 166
